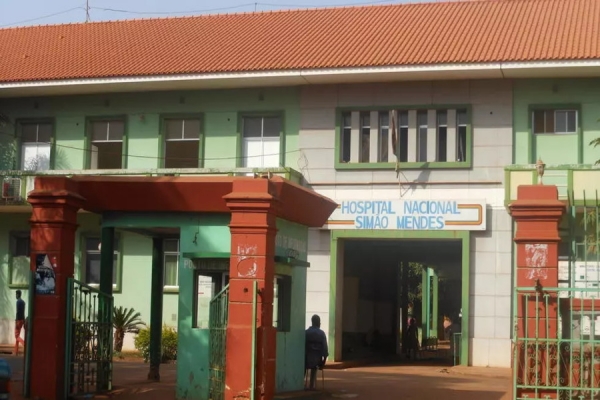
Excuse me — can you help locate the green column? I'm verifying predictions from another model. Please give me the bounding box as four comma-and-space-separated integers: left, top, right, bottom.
98, 227, 114, 391
99, 227, 115, 295
421, 267, 430, 343
401, 262, 409, 353
431, 270, 439, 339
148, 238, 164, 381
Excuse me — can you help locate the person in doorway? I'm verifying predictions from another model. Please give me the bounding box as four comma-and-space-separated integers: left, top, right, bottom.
305, 314, 328, 391
406, 317, 419, 360
14, 290, 26, 355
443, 316, 452, 341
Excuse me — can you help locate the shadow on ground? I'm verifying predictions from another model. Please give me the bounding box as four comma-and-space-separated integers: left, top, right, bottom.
316, 365, 511, 400
3, 355, 511, 400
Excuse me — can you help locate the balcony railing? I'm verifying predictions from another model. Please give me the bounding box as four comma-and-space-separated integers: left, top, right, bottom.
0, 167, 306, 206
505, 164, 600, 206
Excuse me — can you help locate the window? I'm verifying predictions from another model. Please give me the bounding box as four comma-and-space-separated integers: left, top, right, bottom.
533, 109, 577, 134
242, 116, 282, 168
378, 112, 389, 162
436, 111, 447, 162
164, 239, 179, 288
337, 107, 470, 168
19, 122, 52, 171
84, 237, 119, 286
359, 112, 370, 163
89, 120, 125, 169
164, 118, 201, 168
193, 270, 229, 329
273, 275, 292, 332
341, 113, 351, 163
9, 232, 30, 286
417, 111, 428, 162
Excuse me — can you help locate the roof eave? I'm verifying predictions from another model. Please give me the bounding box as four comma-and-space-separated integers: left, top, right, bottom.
1, 60, 600, 98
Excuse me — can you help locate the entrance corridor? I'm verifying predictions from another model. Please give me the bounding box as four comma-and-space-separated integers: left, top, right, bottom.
4, 355, 511, 399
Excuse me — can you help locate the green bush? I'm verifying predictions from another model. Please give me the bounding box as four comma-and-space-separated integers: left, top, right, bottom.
134, 325, 178, 363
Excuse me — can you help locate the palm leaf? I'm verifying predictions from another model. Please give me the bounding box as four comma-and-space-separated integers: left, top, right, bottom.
113, 306, 146, 333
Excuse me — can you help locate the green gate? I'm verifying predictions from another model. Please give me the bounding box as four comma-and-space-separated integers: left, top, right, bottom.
209, 284, 229, 400
64, 279, 113, 398
513, 196, 599, 399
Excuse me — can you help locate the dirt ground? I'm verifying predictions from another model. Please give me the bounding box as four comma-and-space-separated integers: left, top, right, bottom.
3, 355, 511, 399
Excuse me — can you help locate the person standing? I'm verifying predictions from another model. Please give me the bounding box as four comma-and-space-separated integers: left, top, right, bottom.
305, 314, 328, 391
14, 290, 26, 355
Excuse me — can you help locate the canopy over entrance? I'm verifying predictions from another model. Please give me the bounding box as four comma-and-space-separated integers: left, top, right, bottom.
25, 174, 337, 400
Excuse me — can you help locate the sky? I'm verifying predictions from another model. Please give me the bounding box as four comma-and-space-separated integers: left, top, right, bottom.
0, 0, 415, 28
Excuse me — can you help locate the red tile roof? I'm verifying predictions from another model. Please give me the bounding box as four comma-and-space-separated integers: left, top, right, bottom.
1, 0, 599, 83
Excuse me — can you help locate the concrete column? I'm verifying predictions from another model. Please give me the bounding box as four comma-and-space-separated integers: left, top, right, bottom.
509, 185, 565, 399
27, 177, 84, 400
446, 110, 457, 162
407, 110, 417, 162
427, 110, 437, 162
350, 112, 360, 163
369, 111, 379, 163
148, 238, 164, 381
387, 111, 396, 163
224, 178, 278, 400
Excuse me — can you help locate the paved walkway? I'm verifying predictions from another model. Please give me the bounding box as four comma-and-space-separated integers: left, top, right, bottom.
2, 355, 511, 399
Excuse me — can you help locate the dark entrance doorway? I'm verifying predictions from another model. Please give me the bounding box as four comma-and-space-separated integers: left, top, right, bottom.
339, 239, 463, 365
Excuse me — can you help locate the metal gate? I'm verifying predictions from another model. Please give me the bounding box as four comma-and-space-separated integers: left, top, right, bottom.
209, 284, 230, 400
64, 279, 113, 398
513, 196, 599, 399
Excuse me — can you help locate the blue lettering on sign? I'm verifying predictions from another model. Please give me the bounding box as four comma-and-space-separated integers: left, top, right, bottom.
338, 199, 463, 230
341, 201, 397, 216
356, 215, 389, 229
396, 216, 444, 230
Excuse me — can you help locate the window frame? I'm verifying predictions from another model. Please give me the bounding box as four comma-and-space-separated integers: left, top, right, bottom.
236, 111, 286, 168
159, 113, 205, 169
84, 116, 128, 170
527, 104, 583, 164
8, 231, 31, 289
334, 105, 472, 170
15, 118, 56, 171
163, 238, 180, 293
80, 233, 123, 293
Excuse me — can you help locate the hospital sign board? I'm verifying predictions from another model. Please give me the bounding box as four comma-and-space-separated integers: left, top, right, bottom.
325, 199, 487, 231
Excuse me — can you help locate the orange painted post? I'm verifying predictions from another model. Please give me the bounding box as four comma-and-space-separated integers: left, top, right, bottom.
224, 178, 279, 400
509, 184, 565, 399
27, 177, 85, 400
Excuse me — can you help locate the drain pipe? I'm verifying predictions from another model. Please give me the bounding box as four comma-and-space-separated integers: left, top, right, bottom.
250, 280, 258, 400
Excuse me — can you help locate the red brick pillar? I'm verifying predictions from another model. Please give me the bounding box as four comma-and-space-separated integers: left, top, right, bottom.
27, 178, 85, 400
509, 185, 565, 399
224, 179, 278, 400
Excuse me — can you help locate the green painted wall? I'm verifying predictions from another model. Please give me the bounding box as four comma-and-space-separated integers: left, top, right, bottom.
0, 87, 300, 170
101, 212, 231, 400
274, 219, 309, 393
513, 79, 600, 165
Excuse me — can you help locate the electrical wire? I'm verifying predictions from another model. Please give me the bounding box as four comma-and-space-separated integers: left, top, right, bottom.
89, 0, 402, 16
0, 129, 299, 162
0, 6, 86, 28
90, 4, 257, 15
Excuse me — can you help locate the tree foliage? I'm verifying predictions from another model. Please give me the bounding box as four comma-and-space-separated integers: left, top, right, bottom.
113, 306, 146, 353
